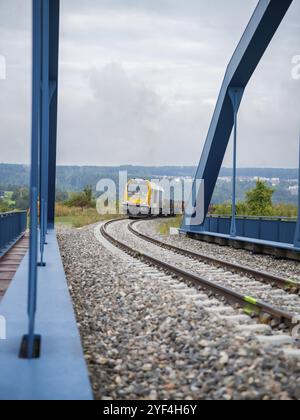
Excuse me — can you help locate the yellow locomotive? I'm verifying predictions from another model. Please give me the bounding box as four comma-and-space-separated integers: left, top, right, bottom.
123, 179, 165, 218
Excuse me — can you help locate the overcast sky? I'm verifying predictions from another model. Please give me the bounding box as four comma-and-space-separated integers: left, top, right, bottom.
0, 0, 299, 167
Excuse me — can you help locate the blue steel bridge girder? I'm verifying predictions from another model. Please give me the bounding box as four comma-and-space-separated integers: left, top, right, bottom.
24, 0, 60, 359
228, 87, 244, 238
3, 2, 91, 393
39, 0, 50, 267
182, 0, 294, 231
47, 0, 60, 226
38, 0, 59, 265
26, 0, 42, 359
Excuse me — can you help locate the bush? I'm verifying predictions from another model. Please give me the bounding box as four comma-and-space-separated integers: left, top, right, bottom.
245, 179, 274, 216
65, 186, 94, 210
0, 201, 10, 213
55, 204, 119, 228
271, 204, 298, 218
55, 203, 75, 217
11, 188, 29, 210
212, 201, 248, 216
212, 180, 298, 218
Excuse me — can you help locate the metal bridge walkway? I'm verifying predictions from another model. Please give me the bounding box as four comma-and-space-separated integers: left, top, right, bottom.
0, 228, 93, 400
0, 236, 28, 301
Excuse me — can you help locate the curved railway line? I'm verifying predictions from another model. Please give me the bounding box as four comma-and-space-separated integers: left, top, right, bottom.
100, 219, 300, 338
128, 222, 300, 295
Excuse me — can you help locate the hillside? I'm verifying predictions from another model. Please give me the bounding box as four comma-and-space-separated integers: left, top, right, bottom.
0, 163, 298, 205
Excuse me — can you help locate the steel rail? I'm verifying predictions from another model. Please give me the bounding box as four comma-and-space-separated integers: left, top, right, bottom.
101, 219, 295, 328
128, 221, 300, 294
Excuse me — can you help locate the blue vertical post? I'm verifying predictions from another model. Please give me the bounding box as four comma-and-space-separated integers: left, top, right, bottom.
39, 0, 50, 267
47, 0, 60, 226
294, 130, 300, 248
228, 87, 244, 238
22, 0, 42, 359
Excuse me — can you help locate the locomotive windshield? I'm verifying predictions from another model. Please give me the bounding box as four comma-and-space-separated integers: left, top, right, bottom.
127, 182, 148, 201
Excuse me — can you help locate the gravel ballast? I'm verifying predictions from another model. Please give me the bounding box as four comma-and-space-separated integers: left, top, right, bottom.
58, 224, 300, 400
107, 220, 300, 315
138, 219, 300, 280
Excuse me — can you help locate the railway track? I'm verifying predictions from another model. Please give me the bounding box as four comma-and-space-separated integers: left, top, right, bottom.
128, 221, 300, 295
100, 219, 300, 334
0, 235, 28, 301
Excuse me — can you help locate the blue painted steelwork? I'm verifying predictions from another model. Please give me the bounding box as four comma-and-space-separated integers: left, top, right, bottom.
181, 229, 300, 261
0, 230, 93, 400
0, 0, 92, 397
26, 0, 42, 359
228, 87, 244, 238
47, 0, 60, 226
294, 131, 300, 248
0, 0, 90, 398
38, 0, 60, 263
39, 0, 50, 267
182, 0, 294, 234
25, 0, 60, 358
0, 212, 27, 258
1, 1, 92, 397
191, 216, 297, 245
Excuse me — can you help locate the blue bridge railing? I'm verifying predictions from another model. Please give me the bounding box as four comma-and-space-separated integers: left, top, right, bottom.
0, 211, 27, 258
203, 215, 297, 245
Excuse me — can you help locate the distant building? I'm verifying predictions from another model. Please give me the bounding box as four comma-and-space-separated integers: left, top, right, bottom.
0, 191, 5, 198
218, 177, 231, 183
270, 178, 280, 186
289, 186, 299, 196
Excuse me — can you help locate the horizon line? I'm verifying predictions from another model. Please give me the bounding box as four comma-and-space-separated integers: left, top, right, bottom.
0, 163, 299, 170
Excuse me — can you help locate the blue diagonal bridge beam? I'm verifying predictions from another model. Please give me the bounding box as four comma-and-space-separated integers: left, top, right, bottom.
182, 0, 294, 231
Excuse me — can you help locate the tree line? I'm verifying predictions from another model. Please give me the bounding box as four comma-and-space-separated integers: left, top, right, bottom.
0, 180, 298, 218
212, 180, 298, 218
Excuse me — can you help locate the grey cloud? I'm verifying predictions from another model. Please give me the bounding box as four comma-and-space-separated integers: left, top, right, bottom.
0, 0, 31, 165
57, 62, 210, 166
0, 0, 299, 167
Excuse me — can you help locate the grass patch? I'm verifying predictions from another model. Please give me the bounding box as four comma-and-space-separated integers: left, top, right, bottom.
55, 204, 120, 228
2, 191, 15, 207
158, 216, 183, 235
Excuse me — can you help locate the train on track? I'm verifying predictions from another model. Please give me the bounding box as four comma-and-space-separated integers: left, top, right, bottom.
122, 179, 182, 218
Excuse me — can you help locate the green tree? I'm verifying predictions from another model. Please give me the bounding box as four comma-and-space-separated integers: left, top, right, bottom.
0, 199, 10, 213
11, 188, 29, 210
66, 186, 94, 210
83, 186, 93, 204
245, 179, 274, 216
212, 201, 248, 216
